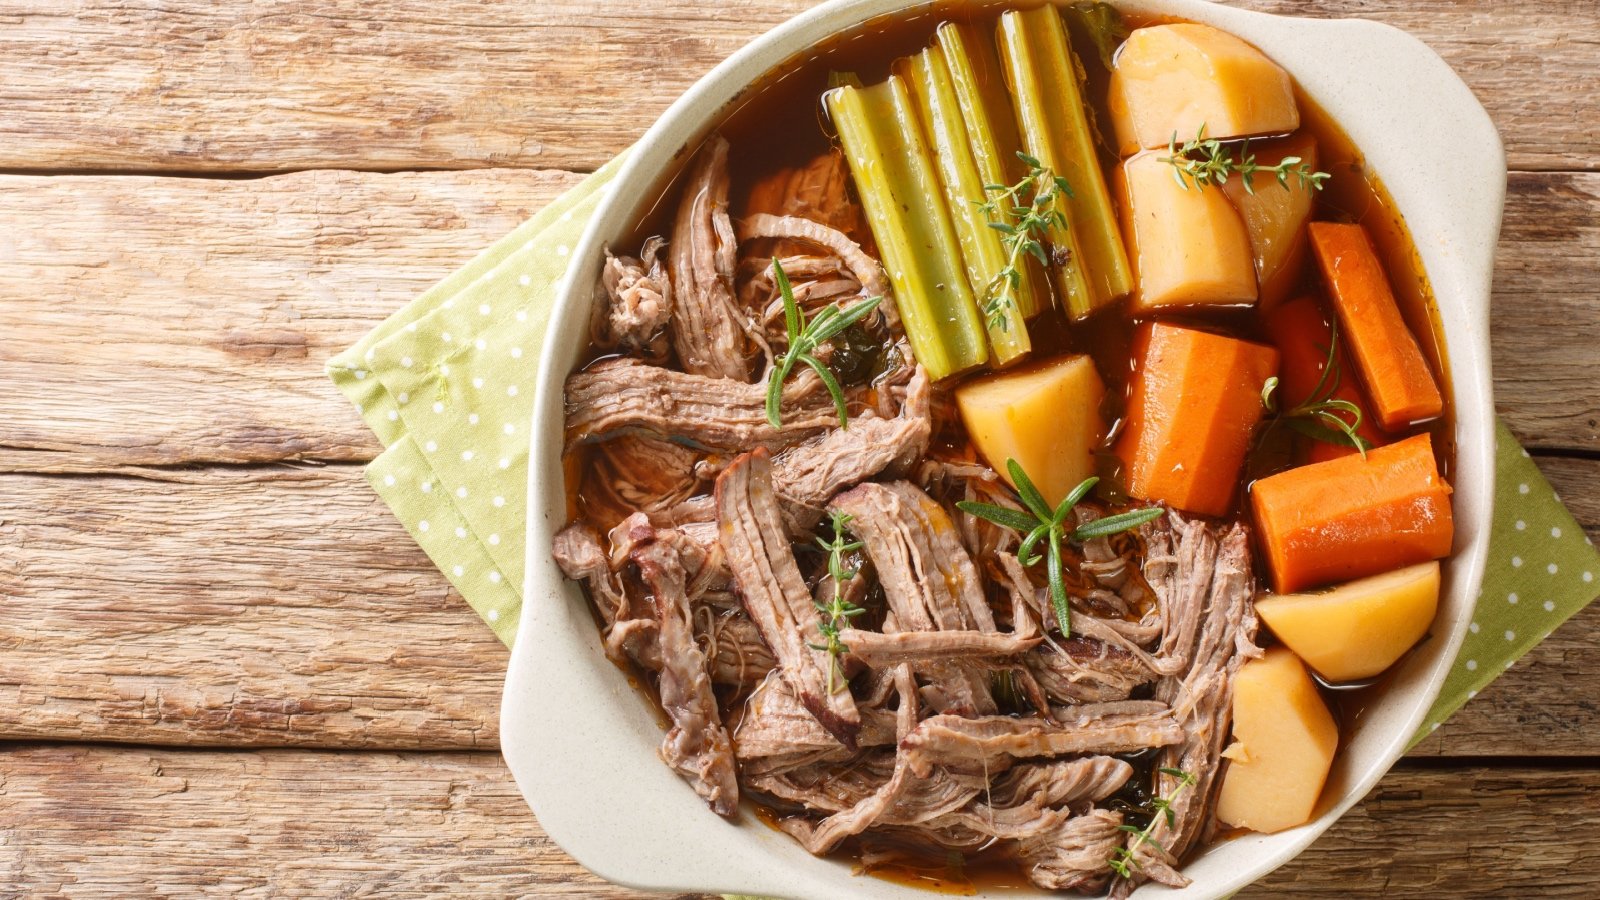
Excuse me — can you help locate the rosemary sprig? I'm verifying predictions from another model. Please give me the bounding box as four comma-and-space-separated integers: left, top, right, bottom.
764, 257, 883, 429
975, 153, 1073, 332
1260, 319, 1372, 458
1108, 767, 1199, 880
1159, 124, 1331, 195
957, 462, 1162, 638
809, 510, 866, 695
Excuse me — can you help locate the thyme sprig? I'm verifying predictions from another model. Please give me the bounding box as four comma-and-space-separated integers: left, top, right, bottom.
1159, 124, 1331, 194
809, 510, 866, 695
1260, 320, 1372, 458
764, 256, 883, 429
975, 153, 1073, 332
957, 462, 1163, 638
1108, 767, 1199, 880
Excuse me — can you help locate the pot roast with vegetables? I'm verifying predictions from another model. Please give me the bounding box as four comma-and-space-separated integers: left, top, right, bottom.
552, 3, 1455, 893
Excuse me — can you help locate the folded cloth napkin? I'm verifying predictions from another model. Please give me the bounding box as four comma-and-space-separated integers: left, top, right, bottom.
328, 159, 1599, 743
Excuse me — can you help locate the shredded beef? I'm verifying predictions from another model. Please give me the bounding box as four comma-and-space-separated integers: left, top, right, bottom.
717, 450, 860, 747
596, 236, 672, 353
565, 356, 834, 451
900, 701, 1184, 776
669, 135, 757, 380
633, 535, 739, 817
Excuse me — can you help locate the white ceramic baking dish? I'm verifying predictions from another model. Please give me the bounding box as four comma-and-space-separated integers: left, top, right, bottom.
507, 1, 1504, 896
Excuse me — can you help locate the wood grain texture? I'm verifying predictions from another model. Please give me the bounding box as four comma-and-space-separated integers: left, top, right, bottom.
0, 465, 506, 749
0, 167, 582, 468
0, 0, 1594, 173
0, 745, 1593, 898
2, 457, 1595, 753
0, 745, 669, 899
1493, 172, 1600, 451
0, 0, 1595, 895
1243, 763, 1600, 897
2, 170, 1595, 470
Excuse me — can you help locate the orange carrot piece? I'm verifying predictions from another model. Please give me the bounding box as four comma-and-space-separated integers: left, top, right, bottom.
1262, 295, 1387, 463
1113, 322, 1279, 517
1308, 222, 1442, 431
1251, 432, 1454, 593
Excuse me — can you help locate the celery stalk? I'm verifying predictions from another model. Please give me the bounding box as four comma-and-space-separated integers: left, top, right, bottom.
826, 78, 989, 380
897, 46, 1031, 366
997, 7, 1133, 318
935, 21, 1046, 319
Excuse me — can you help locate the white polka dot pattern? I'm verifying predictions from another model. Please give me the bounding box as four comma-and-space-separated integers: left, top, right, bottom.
1411, 420, 1600, 745
325, 155, 628, 645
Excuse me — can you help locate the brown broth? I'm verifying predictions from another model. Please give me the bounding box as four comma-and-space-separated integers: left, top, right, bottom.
583, 0, 1456, 891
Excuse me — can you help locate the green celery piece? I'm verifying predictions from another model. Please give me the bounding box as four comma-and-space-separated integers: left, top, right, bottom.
997, 7, 1134, 318
826, 77, 989, 380
896, 46, 1031, 366
935, 21, 1047, 320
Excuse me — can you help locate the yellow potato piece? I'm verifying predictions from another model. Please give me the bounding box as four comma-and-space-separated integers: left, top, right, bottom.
1118, 152, 1258, 311
1108, 23, 1300, 156
1255, 561, 1441, 683
955, 354, 1105, 507
1216, 647, 1339, 834
1221, 133, 1319, 311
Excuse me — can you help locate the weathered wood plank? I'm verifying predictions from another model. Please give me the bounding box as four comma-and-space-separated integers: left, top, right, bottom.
2, 170, 1595, 470
0, 745, 667, 898
1243, 763, 1600, 897
0, 745, 1592, 897
0, 0, 1593, 173
2, 457, 1595, 752
0, 465, 506, 749
0, 167, 582, 467
1493, 173, 1600, 450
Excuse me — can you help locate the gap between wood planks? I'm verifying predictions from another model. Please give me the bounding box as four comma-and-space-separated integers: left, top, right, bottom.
1, 168, 1594, 468
1, 0, 1595, 173
1, 456, 1596, 755
0, 741, 1595, 898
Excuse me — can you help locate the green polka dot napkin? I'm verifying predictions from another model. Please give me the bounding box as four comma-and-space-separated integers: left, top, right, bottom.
1408, 421, 1599, 744
327, 155, 1599, 742
327, 153, 627, 645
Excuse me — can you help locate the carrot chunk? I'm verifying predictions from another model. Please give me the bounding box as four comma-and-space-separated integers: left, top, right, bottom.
1262, 295, 1387, 463
1113, 322, 1279, 517
1307, 222, 1442, 431
1251, 432, 1454, 593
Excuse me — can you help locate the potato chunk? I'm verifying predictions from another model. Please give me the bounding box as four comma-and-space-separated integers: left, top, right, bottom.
1255, 561, 1440, 683
955, 354, 1105, 506
1108, 23, 1300, 155
1216, 647, 1339, 834
1221, 133, 1319, 310
1118, 151, 1258, 311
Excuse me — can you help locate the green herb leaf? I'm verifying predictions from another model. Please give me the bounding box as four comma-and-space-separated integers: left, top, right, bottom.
962, 461, 1158, 639
1047, 528, 1069, 638
775, 253, 801, 339
956, 501, 1042, 534
1256, 318, 1370, 458
812, 510, 866, 695
1071, 507, 1165, 541
1108, 767, 1199, 881
799, 353, 850, 431
1062, 475, 1101, 511
1007, 458, 1054, 522
1159, 123, 1330, 194
763, 256, 882, 430
975, 157, 1074, 332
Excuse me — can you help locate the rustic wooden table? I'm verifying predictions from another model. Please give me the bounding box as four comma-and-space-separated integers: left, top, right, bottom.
1, 0, 1595, 896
